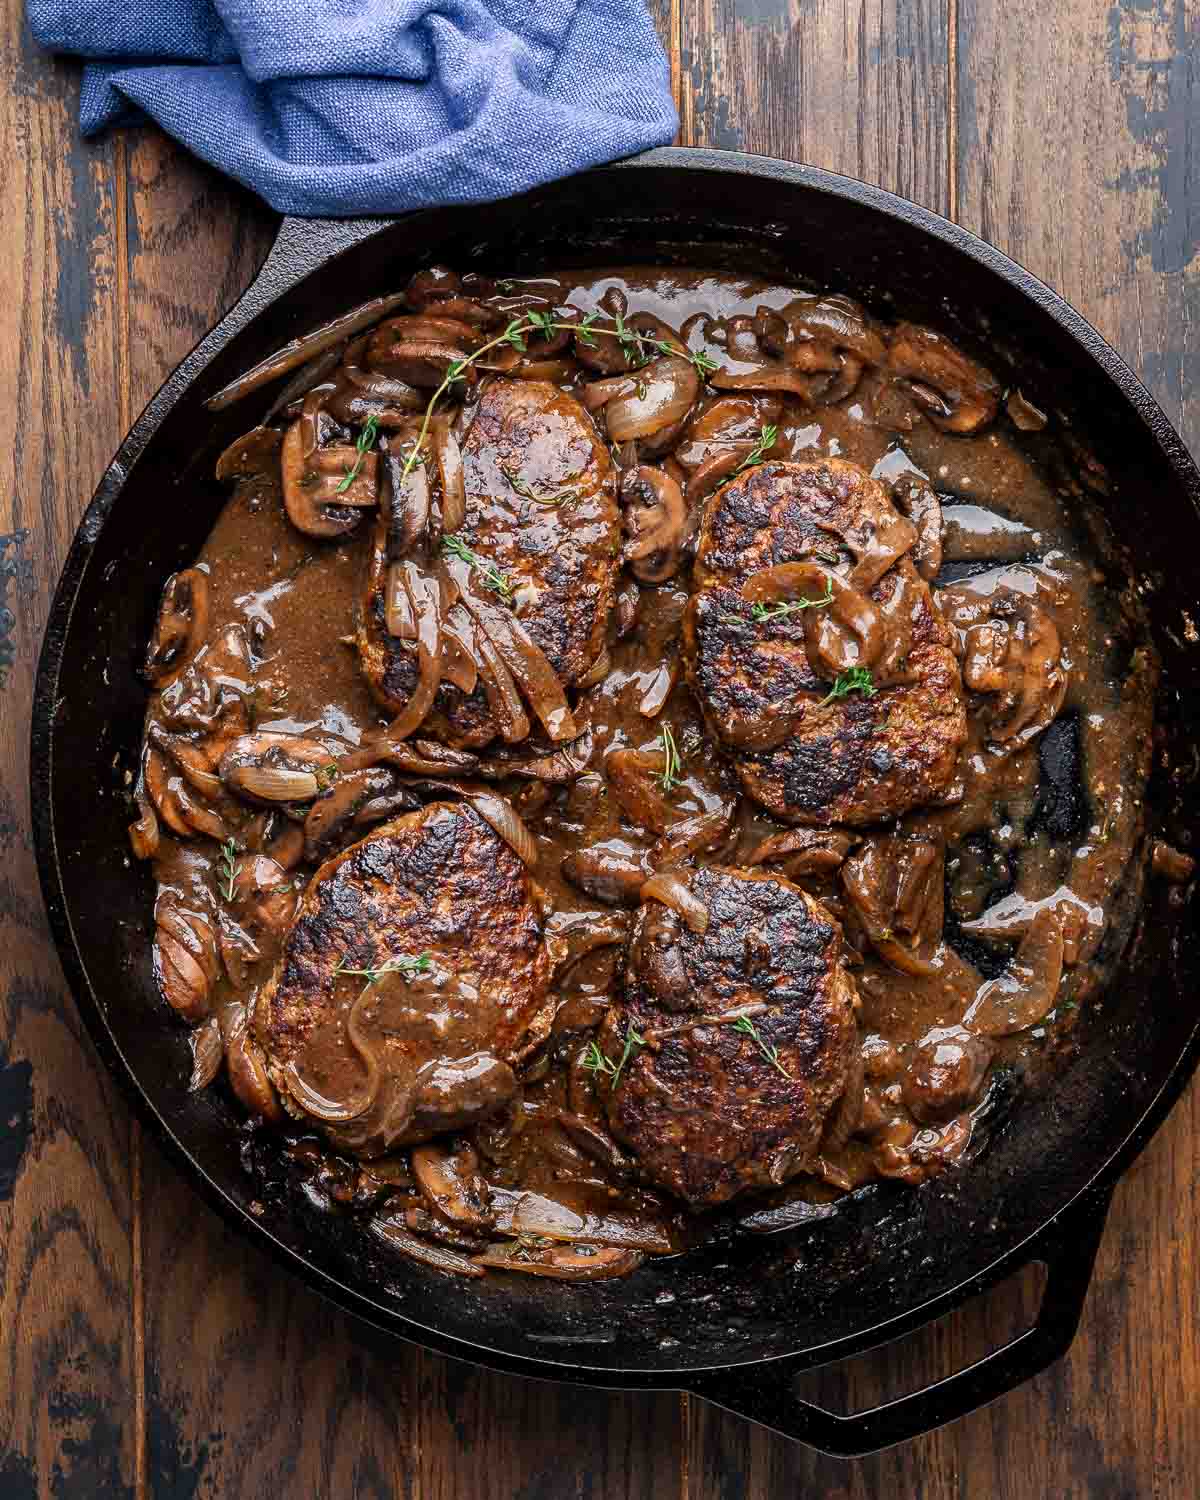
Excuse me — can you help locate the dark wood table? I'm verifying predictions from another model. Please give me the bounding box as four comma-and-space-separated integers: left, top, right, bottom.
3, 1, 1198, 1493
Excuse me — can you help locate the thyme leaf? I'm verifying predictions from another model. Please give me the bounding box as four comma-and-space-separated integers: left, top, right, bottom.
732, 1014, 792, 1079
218, 838, 239, 903
334, 952, 432, 984
819, 667, 877, 706
500, 463, 579, 507
335, 413, 380, 494
749, 576, 834, 623
582, 1025, 646, 1091
441, 533, 515, 602
656, 722, 682, 794
733, 423, 779, 478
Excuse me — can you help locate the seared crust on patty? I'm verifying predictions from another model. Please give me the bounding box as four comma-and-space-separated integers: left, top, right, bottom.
357, 378, 619, 746
255, 801, 551, 1154
683, 459, 966, 825
600, 866, 860, 1207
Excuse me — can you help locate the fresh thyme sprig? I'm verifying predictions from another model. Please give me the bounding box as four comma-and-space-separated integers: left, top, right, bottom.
751, 576, 834, 623
733, 422, 779, 478
582, 1025, 646, 1091
656, 723, 682, 794
819, 666, 877, 706
218, 838, 239, 902
334, 952, 432, 984
722, 576, 835, 627
500, 463, 579, 507
441, 533, 515, 602
732, 1015, 792, 1079
314, 761, 339, 792
399, 312, 719, 483
336, 413, 380, 494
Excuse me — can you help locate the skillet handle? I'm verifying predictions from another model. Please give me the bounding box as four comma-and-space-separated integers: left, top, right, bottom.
683, 1181, 1114, 1456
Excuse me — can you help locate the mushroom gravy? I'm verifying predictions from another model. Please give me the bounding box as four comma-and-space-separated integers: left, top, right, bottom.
132, 265, 1176, 1281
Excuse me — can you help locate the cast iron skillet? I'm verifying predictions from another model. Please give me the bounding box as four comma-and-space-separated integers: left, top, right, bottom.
31, 147, 1200, 1455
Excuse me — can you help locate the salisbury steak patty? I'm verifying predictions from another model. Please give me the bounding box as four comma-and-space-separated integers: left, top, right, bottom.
358, 378, 619, 746
683, 458, 966, 825
255, 801, 551, 1156
598, 866, 860, 1207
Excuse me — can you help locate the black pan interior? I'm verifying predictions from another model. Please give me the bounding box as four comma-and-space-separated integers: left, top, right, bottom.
34, 156, 1200, 1380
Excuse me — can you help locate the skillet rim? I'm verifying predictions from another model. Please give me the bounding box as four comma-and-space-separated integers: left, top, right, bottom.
29, 145, 1200, 1386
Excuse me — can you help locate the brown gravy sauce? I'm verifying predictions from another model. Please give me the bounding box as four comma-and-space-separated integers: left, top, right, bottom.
140, 266, 1162, 1269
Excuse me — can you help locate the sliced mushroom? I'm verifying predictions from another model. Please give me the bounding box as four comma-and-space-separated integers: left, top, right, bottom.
303, 766, 417, 862
229, 855, 298, 942
411, 1142, 495, 1233
887, 323, 1000, 434
744, 826, 857, 878
561, 844, 648, 906
841, 830, 944, 975
281, 419, 373, 539
145, 569, 210, 689
620, 466, 689, 583
605, 747, 678, 835
372, 1217, 485, 1278
964, 908, 1066, 1037
154, 901, 218, 1022
890, 474, 943, 581
603, 356, 700, 442
214, 426, 284, 482
960, 601, 1068, 745
901, 1027, 994, 1123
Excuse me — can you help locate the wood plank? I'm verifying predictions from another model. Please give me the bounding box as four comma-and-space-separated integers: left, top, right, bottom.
680, 0, 952, 215
0, 7, 141, 1494
957, 0, 1200, 452
123, 135, 423, 1498
415, 1362, 684, 1500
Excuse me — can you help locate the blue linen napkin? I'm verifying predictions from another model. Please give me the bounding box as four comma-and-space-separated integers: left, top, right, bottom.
27, 0, 678, 217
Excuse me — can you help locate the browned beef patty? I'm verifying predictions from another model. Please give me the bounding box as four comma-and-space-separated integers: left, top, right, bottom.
599, 866, 860, 1207
683, 458, 966, 825
358, 378, 619, 746
255, 801, 551, 1155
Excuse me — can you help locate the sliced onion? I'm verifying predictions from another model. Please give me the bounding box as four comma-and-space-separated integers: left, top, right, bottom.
225, 763, 320, 803
128, 791, 159, 861
431, 418, 466, 532
439, 607, 479, 694
494, 1186, 676, 1254
385, 561, 416, 638
582, 373, 637, 413
386, 443, 432, 558
459, 787, 539, 868
470, 627, 531, 744
372, 1217, 485, 1278
205, 293, 408, 411
386, 564, 444, 740
653, 802, 735, 866
637, 657, 677, 718
606, 357, 700, 441
684, 446, 752, 506
454, 575, 577, 742
188, 1016, 224, 1092
640, 869, 710, 934
472, 1241, 643, 1280
370, 339, 475, 391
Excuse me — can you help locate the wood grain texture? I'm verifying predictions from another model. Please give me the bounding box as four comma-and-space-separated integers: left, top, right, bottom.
0, 4, 140, 1495
679, 0, 952, 215
6, 0, 1200, 1492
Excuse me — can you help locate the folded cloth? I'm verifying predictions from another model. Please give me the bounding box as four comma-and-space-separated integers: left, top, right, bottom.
27, 0, 678, 217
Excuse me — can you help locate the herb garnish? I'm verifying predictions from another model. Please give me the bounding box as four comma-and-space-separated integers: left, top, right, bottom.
732, 1015, 792, 1079
334, 952, 432, 984
582, 1025, 646, 1091
336, 413, 380, 494
733, 423, 779, 478
722, 576, 835, 627
441, 533, 515, 602
500, 463, 579, 507
751, 577, 834, 622
656, 723, 682, 794
819, 666, 876, 706
399, 314, 718, 482
218, 838, 239, 902
314, 761, 339, 792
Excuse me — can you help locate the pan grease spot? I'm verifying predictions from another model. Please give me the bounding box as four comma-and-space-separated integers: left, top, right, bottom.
0, 529, 31, 693
0, 1044, 34, 1200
